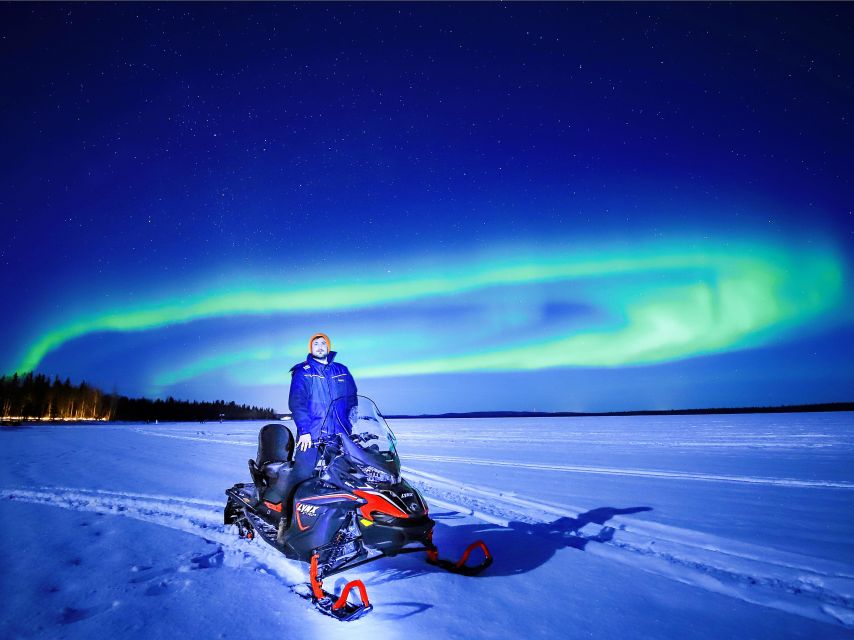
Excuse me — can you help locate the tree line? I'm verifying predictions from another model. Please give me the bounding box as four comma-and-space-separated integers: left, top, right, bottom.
1, 372, 277, 422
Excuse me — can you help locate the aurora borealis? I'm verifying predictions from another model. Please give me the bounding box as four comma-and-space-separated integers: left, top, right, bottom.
2, 3, 853, 413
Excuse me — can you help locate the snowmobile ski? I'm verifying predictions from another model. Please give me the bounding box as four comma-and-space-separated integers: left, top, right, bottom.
426, 536, 493, 575
309, 553, 373, 620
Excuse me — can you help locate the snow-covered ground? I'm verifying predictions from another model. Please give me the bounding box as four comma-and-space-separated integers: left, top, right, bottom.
2, 412, 853, 639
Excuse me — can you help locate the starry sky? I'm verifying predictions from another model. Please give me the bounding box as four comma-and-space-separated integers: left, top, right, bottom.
2, 3, 853, 414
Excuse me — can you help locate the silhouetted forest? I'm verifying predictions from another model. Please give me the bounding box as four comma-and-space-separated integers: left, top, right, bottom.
1, 372, 276, 422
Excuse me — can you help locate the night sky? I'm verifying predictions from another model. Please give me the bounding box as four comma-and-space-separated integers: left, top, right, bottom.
2, 3, 853, 414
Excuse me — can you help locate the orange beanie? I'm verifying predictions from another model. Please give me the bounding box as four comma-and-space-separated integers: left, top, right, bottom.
308, 332, 332, 353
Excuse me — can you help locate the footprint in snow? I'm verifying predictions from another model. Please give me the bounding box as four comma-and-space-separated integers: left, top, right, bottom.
130, 564, 153, 572
144, 580, 182, 596
128, 567, 172, 584
190, 548, 224, 569
58, 602, 114, 624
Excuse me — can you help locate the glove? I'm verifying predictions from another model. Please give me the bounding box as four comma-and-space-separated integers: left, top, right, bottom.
296, 433, 312, 452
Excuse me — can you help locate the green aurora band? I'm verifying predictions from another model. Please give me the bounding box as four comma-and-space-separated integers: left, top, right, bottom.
13, 237, 847, 383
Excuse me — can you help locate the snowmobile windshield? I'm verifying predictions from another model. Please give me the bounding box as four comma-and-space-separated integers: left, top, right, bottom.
320, 395, 400, 477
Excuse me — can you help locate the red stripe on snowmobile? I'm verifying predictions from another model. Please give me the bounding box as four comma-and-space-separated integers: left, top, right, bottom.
300, 493, 358, 503
333, 580, 370, 610
296, 509, 310, 531
263, 500, 282, 512
352, 489, 408, 521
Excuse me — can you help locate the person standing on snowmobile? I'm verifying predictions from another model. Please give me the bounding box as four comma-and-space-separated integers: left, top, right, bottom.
288, 333, 358, 486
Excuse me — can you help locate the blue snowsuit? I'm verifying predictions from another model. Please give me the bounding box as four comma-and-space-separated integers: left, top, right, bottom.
288, 352, 357, 483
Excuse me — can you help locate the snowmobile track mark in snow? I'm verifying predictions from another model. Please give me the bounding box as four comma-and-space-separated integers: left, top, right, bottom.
403, 454, 854, 489
0, 486, 308, 588
403, 467, 854, 630
131, 428, 255, 446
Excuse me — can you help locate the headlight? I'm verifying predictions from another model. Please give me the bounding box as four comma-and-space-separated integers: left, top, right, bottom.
363, 465, 396, 484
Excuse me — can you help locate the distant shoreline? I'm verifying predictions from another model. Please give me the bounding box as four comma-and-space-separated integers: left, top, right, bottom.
384, 401, 854, 420
4, 401, 852, 425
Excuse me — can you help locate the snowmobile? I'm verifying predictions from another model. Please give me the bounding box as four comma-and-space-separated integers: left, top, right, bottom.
224, 395, 492, 620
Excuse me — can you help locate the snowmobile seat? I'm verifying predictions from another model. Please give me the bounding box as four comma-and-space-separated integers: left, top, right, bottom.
250, 423, 296, 507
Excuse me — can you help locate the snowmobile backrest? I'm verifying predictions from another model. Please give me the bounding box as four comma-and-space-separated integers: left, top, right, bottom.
257, 423, 295, 466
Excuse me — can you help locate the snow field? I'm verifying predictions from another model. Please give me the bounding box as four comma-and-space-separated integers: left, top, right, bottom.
1, 413, 853, 639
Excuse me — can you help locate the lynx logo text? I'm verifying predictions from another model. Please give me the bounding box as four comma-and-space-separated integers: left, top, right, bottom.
297, 503, 320, 517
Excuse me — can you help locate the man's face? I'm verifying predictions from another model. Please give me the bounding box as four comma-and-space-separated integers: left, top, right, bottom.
311, 337, 329, 359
